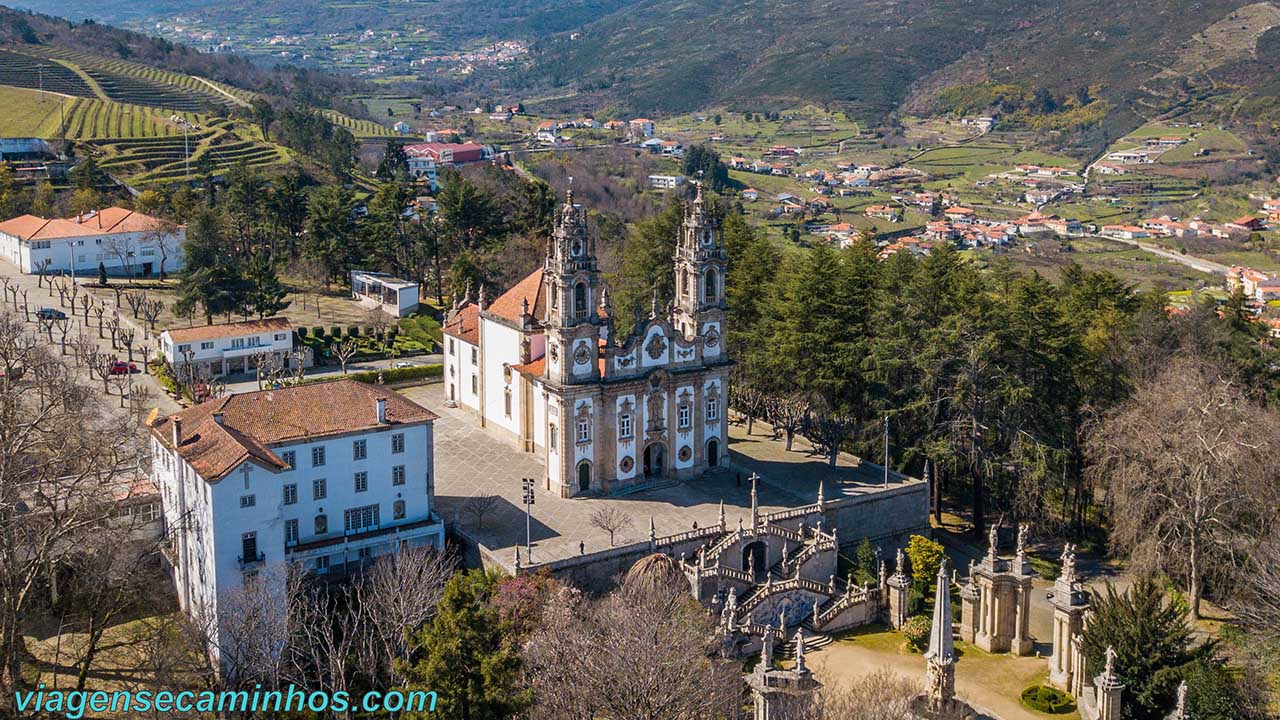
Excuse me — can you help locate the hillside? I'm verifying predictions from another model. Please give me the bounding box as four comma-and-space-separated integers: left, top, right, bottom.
523, 0, 1279, 145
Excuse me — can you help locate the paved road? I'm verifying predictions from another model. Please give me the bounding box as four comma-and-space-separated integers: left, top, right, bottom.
0, 260, 181, 415
1103, 236, 1231, 275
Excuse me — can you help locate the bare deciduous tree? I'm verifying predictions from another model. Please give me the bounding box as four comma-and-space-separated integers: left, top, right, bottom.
333, 337, 360, 375
0, 313, 141, 694
590, 506, 633, 547
355, 547, 454, 687
1087, 357, 1280, 620
765, 392, 810, 451
778, 667, 919, 720
523, 576, 740, 720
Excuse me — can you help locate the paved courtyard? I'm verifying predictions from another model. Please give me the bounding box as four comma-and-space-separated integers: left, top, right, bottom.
401, 384, 919, 570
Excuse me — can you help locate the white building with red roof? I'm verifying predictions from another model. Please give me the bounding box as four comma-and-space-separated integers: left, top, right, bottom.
0, 206, 184, 276
160, 317, 297, 377
443, 186, 730, 497
148, 380, 444, 661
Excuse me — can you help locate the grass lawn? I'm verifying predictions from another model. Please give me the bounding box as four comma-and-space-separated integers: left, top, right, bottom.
0, 85, 75, 137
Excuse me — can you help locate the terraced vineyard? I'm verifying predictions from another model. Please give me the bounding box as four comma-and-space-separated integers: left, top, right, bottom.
0, 49, 96, 98
88, 118, 290, 184
323, 110, 395, 138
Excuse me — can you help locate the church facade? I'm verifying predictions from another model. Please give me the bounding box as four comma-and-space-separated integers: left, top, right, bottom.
443, 185, 731, 497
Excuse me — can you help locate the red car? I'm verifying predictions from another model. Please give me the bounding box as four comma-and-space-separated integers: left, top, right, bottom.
109, 360, 138, 375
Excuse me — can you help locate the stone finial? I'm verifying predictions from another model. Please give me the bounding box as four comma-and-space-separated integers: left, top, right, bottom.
987, 523, 999, 560
477, 284, 488, 311
926, 559, 955, 664
816, 479, 825, 506
514, 546, 522, 571
738, 517, 744, 532
520, 296, 530, 318
649, 516, 657, 542
894, 548, 907, 580
923, 458, 931, 484
794, 629, 809, 675
829, 574, 837, 593
650, 287, 659, 319
718, 499, 726, 529
879, 559, 887, 588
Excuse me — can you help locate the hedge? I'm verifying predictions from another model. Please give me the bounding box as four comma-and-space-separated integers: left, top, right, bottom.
305, 363, 443, 386
1020, 686, 1075, 714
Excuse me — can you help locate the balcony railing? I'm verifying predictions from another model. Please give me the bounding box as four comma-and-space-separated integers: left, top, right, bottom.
238, 551, 265, 569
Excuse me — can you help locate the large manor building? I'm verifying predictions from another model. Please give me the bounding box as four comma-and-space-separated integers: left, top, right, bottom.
443, 185, 730, 497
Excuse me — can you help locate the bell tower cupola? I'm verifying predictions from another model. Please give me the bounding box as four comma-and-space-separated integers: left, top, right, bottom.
672, 182, 727, 349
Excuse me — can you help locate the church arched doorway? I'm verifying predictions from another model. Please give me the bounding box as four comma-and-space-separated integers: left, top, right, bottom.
577, 461, 591, 493
643, 443, 665, 478
706, 438, 720, 467
742, 541, 767, 581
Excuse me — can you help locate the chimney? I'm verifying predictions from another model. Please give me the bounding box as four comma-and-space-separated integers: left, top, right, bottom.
171, 417, 183, 447
212, 412, 224, 426
376, 397, 387, 424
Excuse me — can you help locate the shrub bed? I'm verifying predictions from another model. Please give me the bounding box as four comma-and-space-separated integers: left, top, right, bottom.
306, 363, 443, 386
1020, 685, 1075, 714
902, 615, 932, 653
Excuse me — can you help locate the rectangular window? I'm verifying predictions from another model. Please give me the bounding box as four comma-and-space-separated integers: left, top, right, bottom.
177, 344, 190, 353
344, 504, 380, 533
707, 397, 719, 421
316, 555, 330, 572
274, 333, 287, 341
392, 465, 406, 485
448, 338, 454, 354
576, 418, 590, 443
314, 514, 328, 535
285, 519, 298, 545
619, 414, 633, 439
392, 433, 405, 454
504, 389, 512, 417
200, 341, 214, 350
282, 450, 296, 468
471, 375, 478, 394
550, 425, 558, 450
240, 532, 258, 562
358, 547, 373, 560
678, 405, 691, 429
230, 338, 245, 349
353, 439, 367, 460
471, 347, 478, 366
312, 446, 326, 467
354, 471, 368, 493
283, 484, 297, 505
313, 478, 327, 500
240, 494, 256, 508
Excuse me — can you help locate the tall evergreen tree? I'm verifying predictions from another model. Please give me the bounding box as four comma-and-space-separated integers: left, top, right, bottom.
401, 570, 531, 720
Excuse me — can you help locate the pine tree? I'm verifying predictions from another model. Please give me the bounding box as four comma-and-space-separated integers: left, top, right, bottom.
401, 570, 531, 720
244, 254, 291, 319
1081, 578, 1212, 720
612, 198, 682, 338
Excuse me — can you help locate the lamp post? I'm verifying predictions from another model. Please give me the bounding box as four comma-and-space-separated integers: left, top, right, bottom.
521, 477, 535, 562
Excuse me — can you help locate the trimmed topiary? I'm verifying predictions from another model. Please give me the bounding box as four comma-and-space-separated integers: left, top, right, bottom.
348, 325, 360, 337
313, 326, 326, 339
1020, 685, 1075, 714
296, 327, 308, 339
330, 325, 342, 338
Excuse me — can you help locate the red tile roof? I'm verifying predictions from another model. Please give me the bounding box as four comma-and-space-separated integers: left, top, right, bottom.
442, 303, 480, 344
150, 380, 437, 482
164, 317, 292, 344
487, 268, 545, 323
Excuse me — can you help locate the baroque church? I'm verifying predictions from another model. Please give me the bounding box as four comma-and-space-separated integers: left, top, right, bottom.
442, 183, 731, 497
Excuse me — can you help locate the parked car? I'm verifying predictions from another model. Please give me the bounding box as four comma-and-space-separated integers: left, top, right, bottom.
393, 361, 417, 369
109, 360, 138, 375
36, 307, 67, 321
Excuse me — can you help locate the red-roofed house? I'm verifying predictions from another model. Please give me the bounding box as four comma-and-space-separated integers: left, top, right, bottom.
160, 317, 299, 377
0, 207, 184, 276
148, 379, 444, 663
